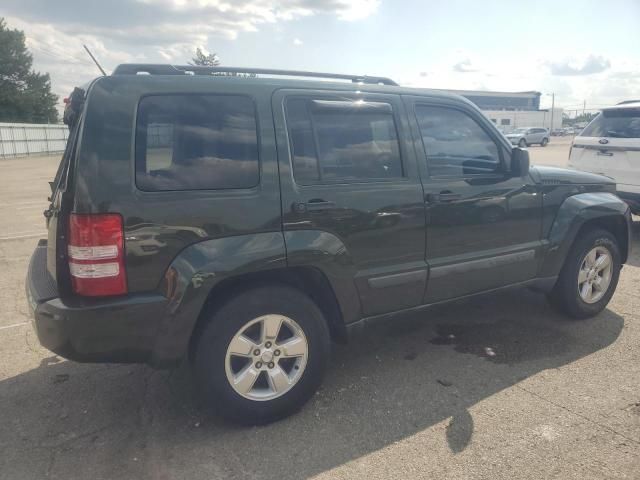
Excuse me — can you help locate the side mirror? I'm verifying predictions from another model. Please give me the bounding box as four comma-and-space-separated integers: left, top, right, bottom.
511, 147, 530, 177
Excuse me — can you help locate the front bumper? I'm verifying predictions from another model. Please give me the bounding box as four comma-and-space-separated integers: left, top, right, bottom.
617, 190, 640, 215
26, 240, 168, 364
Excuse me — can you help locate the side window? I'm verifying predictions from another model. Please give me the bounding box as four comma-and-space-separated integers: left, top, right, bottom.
285, 97, 403, 184
415, 105, 501, 177
135, 95, 259, 191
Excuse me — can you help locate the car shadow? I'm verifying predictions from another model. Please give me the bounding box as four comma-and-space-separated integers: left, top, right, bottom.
1, 287, 625, 480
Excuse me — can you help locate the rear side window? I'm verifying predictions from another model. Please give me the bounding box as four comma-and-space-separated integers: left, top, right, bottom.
135, 95, 259, 191
285, 97, 403, 184
415, 105, 501, 177
581, 110, 640, 138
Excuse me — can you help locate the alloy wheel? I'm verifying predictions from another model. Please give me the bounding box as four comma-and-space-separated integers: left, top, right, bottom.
225, 314, 308, 401
577, 246, 613, 304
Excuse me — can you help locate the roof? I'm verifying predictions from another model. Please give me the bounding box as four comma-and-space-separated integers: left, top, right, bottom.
107, 63, 473, 103
111, 64, 398, 86
429, 88, 542, 98
603, 101, 640, 110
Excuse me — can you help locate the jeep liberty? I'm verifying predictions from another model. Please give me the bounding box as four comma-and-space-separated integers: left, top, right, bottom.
26, 65, 631, 424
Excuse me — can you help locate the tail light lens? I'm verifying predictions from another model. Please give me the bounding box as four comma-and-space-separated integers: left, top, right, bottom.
68, 213, 127, 296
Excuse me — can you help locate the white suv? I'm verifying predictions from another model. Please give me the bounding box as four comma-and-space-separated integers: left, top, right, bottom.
505, 127, 550, 147
569, 101, 640, 213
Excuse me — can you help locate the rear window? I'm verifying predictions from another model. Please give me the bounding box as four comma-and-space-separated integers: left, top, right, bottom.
286, 97, 403, 184
581, 109, 640, 138
135, 95, 259, 191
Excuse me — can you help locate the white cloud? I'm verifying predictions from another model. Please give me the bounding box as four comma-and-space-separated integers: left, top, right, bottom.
452, 58, 479, 73
2, 0, 380, 116
400, 52, 640, 111
335, 0, 380, 20
548, 54, 611, 76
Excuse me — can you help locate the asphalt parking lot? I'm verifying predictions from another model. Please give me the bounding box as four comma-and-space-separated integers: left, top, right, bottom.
1, 137, 639, 479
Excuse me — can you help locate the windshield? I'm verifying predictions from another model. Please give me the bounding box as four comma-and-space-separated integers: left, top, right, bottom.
581, 109, 640, 138
511, 128, 527, 134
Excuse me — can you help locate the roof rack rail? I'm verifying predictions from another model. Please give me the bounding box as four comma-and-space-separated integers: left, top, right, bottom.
111, 64, 398, 86
616, 99, 640, 105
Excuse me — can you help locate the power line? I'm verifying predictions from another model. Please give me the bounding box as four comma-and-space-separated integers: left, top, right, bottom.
29, 44, 92, 66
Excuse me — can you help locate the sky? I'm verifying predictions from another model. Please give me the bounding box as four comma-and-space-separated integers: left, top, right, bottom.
3, 0, 640, 114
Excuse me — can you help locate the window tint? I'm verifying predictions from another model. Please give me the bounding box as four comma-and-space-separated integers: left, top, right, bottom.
415, 105, 501, 177
286, 98, 402, 184
135, 95, 259, 191
581, 109, 640, 138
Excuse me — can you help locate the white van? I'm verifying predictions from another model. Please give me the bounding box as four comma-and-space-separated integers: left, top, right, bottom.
568, 101, 640, 213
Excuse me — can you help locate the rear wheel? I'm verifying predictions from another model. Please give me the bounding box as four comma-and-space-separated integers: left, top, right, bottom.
194, 285, 330, 424
518, 138, 527, 148
541, 137, 549, 147
548, 229, 621, 319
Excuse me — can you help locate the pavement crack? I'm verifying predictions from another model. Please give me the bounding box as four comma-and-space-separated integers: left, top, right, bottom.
515, 384, 640, 446
45, 449, 57, 479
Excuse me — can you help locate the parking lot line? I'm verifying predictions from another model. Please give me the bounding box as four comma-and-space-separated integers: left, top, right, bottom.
0, 233, 45, 241
0, 322, 28, 331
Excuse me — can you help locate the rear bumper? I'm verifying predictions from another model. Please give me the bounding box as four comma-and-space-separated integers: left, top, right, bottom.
26, 241, 169, 365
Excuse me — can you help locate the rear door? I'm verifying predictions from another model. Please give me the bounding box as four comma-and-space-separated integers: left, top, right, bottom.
569, 108, 640, 192
273, 89, 427, 317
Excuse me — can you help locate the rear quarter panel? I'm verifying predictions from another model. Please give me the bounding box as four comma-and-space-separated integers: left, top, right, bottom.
74, 76, 283, 293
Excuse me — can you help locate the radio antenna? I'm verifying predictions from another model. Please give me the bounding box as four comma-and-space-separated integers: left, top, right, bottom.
83, 44, 107, 76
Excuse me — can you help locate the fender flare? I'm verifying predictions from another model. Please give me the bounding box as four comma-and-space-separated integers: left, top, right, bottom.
539, 192, 630, 278
149, 230, 359, 365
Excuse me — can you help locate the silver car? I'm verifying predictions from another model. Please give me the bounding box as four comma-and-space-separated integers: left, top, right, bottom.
505, 127, 550, 147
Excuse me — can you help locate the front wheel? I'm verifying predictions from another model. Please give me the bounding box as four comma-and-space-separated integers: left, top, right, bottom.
548, 229, 621, 319
518, 138, 527, 148
194, 285, 330, 425
541, 137, 549, 147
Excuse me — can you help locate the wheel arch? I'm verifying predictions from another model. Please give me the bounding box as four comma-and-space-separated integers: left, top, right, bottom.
187, 266, 347, 362
540, 192, 631, 278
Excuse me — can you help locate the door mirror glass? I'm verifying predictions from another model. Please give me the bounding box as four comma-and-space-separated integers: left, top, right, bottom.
511, 147, 530, 177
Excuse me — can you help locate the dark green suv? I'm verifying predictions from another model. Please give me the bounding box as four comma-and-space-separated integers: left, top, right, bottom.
26, 65, 631, 424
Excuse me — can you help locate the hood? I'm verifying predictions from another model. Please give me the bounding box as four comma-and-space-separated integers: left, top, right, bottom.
529, 165, 615, 186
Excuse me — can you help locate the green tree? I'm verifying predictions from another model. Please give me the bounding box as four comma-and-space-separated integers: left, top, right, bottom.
0, 18, 59, 123
189, 47, 220, 67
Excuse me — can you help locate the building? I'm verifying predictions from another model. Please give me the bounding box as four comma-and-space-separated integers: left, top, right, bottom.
437, 89, 563, 132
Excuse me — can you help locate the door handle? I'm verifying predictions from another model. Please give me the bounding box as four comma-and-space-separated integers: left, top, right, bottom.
425, 192, 461, 203
292, 199, 336, 213
306, 199, 336, 211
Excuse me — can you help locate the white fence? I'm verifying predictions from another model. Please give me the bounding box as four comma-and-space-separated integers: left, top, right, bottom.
0, 123, 69, 158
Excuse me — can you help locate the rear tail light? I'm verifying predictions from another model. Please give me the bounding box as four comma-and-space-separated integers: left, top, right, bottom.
68, 213, 127, 296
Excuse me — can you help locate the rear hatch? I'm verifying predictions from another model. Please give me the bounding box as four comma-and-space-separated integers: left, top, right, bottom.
44, 87, 85, 293
569, 105, 640, 192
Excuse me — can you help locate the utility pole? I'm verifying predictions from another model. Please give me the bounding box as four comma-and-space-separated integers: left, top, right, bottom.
550, 93, 555, 131
583, 100, 586, 116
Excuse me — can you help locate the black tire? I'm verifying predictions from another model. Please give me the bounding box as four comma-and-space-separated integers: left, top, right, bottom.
548, 228, 621, 319
541, 137, 549, 147
518, 138, 527, 148
194, 284, 330, 425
